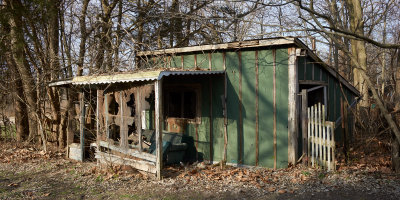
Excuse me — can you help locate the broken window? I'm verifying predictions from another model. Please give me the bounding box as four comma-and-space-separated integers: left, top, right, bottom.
164, 85, 200, 121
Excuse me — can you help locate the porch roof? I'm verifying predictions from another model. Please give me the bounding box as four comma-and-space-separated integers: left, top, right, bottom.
49, 70, 225, 86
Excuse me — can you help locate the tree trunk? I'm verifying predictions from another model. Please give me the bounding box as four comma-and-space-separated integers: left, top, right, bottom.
3, 47, 29, 141
346, 0, 369, 108
7, 0, 38, 142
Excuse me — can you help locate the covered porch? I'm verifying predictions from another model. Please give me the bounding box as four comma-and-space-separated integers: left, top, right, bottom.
50, 70, 224, 179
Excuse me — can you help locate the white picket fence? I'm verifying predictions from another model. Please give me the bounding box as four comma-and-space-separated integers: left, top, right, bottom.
308, 103, 336, 171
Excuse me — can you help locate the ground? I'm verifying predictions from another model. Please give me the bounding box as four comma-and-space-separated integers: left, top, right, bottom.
1, 141, 400, 200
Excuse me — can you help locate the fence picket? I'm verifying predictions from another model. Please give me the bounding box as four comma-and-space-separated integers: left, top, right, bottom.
307, 104, 335, 171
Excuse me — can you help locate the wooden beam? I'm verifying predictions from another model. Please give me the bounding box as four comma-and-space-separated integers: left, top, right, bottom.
208, 52, 212, 70
95, 151, 156, 174
137, 88, 143, 152
96, 90, 100, 143
288, 47, 299, 166
120, 91, 128, 148
273, 49, 277, 169
209, 77, 213, 161
155, 80, 163, 180
105, 94, 109, 139
137, 38, 296, 56
299, 80, 327, 85
80, 91, 85, 161
223, 52, 228, 163
238, 51, 243, 164
255, 50, 259, 166
98, 140, 156, 162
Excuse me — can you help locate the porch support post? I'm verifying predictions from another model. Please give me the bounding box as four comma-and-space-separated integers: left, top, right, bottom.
79, 90, 85, 162
96, 90, 100, 143
155, 79, 163, 180
288, 47, 299, 165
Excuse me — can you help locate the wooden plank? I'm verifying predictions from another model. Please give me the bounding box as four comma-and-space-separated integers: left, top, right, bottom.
137, 88, 142, 152
258, 50, 274, 168
96, 90, 100, 143
209, 77, 213, 161
98, 140, 156, 162
318, 103, 322, 167
238, 51, 243, 164
255, 50, 259, 166
242, 50, 256, 166
226, 51, 240, 164
80, 91, 85, 161
155, 80, 163, 179
137, 38, 296, 56
208, 53, 212, 70
288, 47, 298, 165
273, 49, 277, 169
120, 92, 128, 148
299, 80, 327, 85
105, 94, 109, 139
311, 106, 314, 167
223, 52, 228, 163
307, 107, 311, 166
95, 152, 156, 174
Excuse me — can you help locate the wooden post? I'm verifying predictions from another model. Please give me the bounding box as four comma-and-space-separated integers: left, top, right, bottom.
96, 90, 100, 143
273, 49, 277, 169
255, 50, 259, 166
223, 52, 228, 164
120, 92, 128, 148
79, 91, 85, 161
105, 94, 109, 139
155, 80, 163, 180
301, 89, 308, 165
137, 87, 143, 152
288, 47, 299, 165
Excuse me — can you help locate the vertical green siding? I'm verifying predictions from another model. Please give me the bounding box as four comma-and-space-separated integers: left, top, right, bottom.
171, 55, 181, 68
226, 51, 240, 164
258, 50, 274, 168
298, 57, 305, 80
306, 58, 313, 80
321, 69, 328, 81
196, 80, 211, 160
196, 53, 209, 69
314, 65, 320, 81
211, 53, 225, 162
183, 55, 195, 69
241, 51, 256, 166
211, 52, 224, 70
211, 77, 224, 162
276, 49, 289, 168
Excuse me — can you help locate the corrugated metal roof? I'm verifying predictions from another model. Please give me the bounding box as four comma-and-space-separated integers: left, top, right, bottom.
50, 70, 225, 86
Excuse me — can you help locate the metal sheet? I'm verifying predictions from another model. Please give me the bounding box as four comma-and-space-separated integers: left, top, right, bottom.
51, 70, 225, 86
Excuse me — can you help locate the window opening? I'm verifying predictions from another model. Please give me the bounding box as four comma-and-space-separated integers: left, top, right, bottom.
108, 94, 119, 115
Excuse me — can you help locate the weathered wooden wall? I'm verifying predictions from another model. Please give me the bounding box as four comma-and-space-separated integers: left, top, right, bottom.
142, 47, 291, 168
298, 56, 356, 144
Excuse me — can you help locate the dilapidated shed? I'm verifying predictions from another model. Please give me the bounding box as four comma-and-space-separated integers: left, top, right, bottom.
50, 37, 359, 178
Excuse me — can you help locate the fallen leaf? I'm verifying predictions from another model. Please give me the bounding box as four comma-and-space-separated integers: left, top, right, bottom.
8, 183, 19, 187
278, 189, 286, 194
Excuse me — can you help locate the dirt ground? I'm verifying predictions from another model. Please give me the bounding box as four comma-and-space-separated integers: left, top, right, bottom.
1, 141, 400, 200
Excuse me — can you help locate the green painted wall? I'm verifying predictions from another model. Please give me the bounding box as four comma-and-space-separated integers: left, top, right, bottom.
142, 48, 292, 168
241, 50, 256, 166
275, 49, 289, 168
258, 50, 274, 168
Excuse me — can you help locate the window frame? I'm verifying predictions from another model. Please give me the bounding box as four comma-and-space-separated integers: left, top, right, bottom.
163, 84, 202, 124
